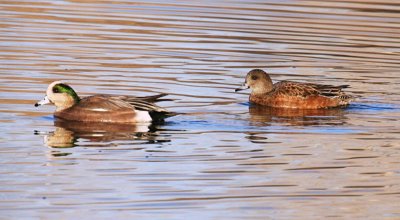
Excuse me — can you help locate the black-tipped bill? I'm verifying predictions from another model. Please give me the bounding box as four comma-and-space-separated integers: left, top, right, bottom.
35, 96, 50, 107
235, 83, 250, 92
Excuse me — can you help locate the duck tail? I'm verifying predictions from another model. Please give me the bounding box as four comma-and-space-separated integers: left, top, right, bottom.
337, 93, 355, 106
149, 111, 178, 123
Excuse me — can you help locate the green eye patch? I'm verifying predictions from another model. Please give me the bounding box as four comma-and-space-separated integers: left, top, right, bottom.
52, 83, 80, 103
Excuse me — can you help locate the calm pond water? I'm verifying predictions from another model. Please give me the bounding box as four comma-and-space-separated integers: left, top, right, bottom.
1, 0, 400, 219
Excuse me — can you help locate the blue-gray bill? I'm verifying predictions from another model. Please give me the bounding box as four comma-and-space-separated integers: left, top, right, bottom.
34, 96, 50, 107
235, 83, 250, 92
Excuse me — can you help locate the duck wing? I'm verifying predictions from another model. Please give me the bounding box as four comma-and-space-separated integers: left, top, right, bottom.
82, 94, 176, 121
78, 95, 134, 111
138, 93, 172, 102
273, 81, 351, 99
110, 93, 173, 112
120, 93, 172, 103
310, 84, 351, 98
122, 98, 169, 112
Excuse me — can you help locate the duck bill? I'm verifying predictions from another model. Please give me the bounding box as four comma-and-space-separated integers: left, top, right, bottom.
35, 96, 50, 107
235, 83, 250, 92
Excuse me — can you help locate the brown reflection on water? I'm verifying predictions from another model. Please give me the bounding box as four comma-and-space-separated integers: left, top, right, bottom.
40, 119, 165, 148
248, 104, 347, 126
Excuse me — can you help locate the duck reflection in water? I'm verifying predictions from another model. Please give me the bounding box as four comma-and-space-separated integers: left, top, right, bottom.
37, 119, 169, 149
247, 104, 348, 126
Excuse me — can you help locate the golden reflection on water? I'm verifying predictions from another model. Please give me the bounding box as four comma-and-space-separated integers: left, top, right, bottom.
1, 0, 400, 219
41, 120, 158, 148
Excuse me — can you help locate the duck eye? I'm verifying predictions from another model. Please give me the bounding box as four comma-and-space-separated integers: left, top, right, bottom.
53, 87, 60, 93
251, 75, 258, 80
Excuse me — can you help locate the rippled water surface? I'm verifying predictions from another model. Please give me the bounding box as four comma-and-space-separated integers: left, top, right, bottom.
1, 0, 400, 219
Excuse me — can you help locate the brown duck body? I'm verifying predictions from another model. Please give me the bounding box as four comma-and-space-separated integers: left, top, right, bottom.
236, 69, 353, 109
54, 95, 150, 123
250, 81, 352, 109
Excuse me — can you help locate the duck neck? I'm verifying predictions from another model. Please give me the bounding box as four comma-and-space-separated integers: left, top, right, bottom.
252, 80, 273, 96
55, 95, 80, 112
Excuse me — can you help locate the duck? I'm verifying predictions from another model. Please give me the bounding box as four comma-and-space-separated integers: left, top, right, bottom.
35, 81, 175, 123
235, 69, 353, 109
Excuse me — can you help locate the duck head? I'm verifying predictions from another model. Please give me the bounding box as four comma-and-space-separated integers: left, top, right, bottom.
35, 81, 80, 111
235, 69, 273, 95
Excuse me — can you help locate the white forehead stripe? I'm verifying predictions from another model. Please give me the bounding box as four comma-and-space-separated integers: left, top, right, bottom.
46, 81, 64, 95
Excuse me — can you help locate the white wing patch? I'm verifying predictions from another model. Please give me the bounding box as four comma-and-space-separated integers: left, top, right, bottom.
91, 108, 109, 112
135, 110, 152, 122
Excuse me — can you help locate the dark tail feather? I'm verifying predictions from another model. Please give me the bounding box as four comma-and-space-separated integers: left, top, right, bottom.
149, 111, 178, 123
338, 85, 350, 89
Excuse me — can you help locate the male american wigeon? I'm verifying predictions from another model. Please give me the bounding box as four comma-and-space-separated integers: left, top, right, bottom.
235, 69, 353, 109
35, 81, 174, 123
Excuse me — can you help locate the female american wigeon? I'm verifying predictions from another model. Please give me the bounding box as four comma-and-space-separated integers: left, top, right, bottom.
235, 69, 353, 109
35, 81, 174, 123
